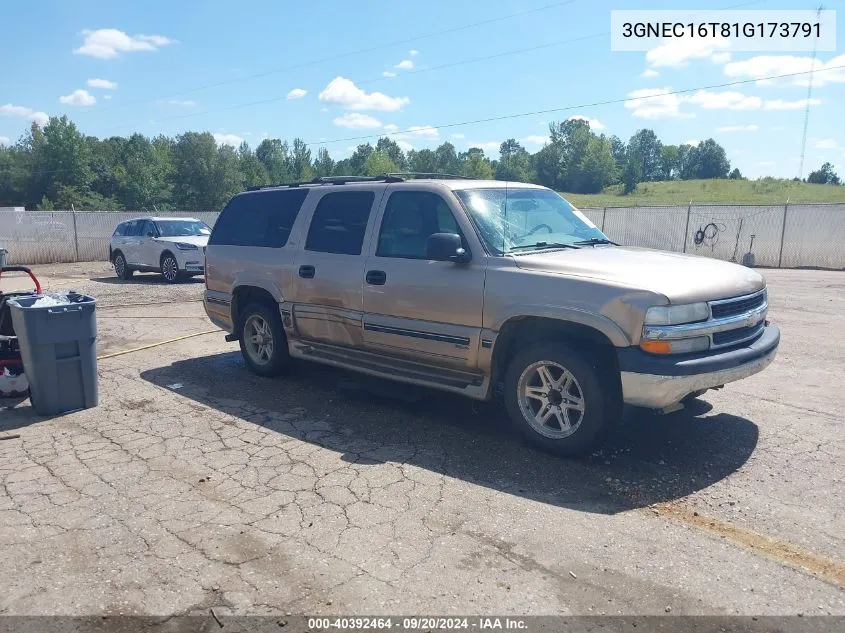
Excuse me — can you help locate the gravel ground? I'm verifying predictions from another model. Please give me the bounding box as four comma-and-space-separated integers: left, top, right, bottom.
0, 263, 842, 618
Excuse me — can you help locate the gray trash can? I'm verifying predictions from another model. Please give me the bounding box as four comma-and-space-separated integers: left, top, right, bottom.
0, 249, 7, 268
7, 293, 98, 415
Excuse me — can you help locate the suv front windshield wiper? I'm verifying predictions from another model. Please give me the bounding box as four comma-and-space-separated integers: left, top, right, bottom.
572, 238, 618, 246
507, 241, 581, 252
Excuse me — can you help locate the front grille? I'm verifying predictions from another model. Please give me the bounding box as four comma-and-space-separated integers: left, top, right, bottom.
710, 291, 766, 319
712, 322, 765, 347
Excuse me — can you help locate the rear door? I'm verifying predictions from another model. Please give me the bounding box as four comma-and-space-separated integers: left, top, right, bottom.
290, 188, 380, 347
122, 220, 143, 264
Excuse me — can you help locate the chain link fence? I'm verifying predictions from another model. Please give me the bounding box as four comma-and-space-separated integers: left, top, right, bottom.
1, 205, 844, 269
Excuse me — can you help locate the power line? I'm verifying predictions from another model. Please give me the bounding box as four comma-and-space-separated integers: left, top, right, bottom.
140, 1, 579, 104
150, 0, 769, 126
17, 63, 844, 178
303, 64, 845, 151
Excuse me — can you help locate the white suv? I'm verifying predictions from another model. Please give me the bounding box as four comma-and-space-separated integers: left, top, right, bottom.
109, 216, 211, 283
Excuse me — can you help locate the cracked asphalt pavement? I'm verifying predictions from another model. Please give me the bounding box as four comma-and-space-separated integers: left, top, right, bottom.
0, 263, 842, 616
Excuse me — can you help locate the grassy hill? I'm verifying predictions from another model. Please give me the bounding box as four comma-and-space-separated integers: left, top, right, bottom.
563, 179, 845, 208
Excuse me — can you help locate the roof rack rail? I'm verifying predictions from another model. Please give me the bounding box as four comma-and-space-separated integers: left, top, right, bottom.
386, 172, 474, 180
245, 174, 405, 192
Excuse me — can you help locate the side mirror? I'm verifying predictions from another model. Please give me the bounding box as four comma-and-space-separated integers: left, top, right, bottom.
426, 233, 470, 263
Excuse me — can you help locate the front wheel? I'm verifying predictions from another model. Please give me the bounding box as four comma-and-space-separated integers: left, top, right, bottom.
238, 302, 289, 377
160, 253, 181, 283
504, 343, 610, 457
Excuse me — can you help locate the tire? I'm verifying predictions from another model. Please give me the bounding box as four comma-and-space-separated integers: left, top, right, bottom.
238, 302, 289, 377
113, 252, 133, 280
504, 342, 610, 457
160, 252, 181, 284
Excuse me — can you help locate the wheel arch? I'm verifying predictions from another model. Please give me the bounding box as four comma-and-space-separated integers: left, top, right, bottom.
490, 315, 623, 407
231, 283, 281, 334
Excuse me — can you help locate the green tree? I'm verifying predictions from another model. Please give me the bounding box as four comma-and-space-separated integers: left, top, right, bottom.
660, 145, 680, 180
807, 162, 841, 185
495, 139, 533, 182
238, 141, 269, 188
626, 129, 663, 182
291, 138, 314, 180
458, 148, 494, 180
172, 132, 219, 210
313, 147, 335, 178
691, 138, 730, 179
256, 139, 293, 183
39, 116, 93, 205
363, 150, 398, 176
434, 142, 460, 174
375, 137, 407, 171
577, 135, 616, 193
728, 167, 743, 180
408, 148, 438, 173
349, 144, 374, 175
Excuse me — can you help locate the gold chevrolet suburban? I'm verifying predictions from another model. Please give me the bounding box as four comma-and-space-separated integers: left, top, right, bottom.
203, 176, 779, 455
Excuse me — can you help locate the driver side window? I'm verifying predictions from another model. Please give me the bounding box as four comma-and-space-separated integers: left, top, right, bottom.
376, 191, 464, 259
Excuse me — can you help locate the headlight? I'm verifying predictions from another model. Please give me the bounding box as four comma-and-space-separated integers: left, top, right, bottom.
174, 242, 198, 250
640, 336, 710, 355
644, 302, 709, 326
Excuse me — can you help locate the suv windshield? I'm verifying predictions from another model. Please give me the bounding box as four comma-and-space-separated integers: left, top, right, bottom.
154, 220, 211, 237
454, 188, 608, 254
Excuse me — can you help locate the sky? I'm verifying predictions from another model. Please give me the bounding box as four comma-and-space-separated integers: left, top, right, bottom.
1, 0, 843, 179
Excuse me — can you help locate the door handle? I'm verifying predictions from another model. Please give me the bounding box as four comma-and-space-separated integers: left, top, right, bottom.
298, 265, 315, 279
366, 270, 387, 285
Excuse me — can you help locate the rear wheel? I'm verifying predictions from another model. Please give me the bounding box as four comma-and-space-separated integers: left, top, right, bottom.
113, 252, 133, 280
160, 253, 180, 283
238, 302, 289, 377
504, 342, 610, 456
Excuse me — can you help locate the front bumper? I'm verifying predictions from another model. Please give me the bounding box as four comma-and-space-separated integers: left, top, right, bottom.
174, 249, 205, 273
618, 324, 780, 408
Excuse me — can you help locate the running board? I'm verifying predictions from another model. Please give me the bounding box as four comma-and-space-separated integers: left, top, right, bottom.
291, 339, 487, 397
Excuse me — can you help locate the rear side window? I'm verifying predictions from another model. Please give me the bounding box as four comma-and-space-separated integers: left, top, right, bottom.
209, 189, 309, 247
305, 191, 375, 255
124, 221, 141, 236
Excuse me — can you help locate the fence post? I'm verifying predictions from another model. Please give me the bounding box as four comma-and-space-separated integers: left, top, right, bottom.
71, 210, 80, 262
682, 202, 692, 253
777, 201, 789, 268
601, 207, 607, 232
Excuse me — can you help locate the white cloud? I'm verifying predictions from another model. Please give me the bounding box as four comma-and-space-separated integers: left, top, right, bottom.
0, 136, 10, 146
811, 138, 839, 149
624, 88, 693, 119
520, 135, 549, 148
451, 133, 465, 140
763, 98, 822, 110
73, 29, 175, 60
396, 140, 414, 152
286, 88, 307, 100
409, 49, 419, 56
717, 124, 759, 133
469, 141, 501, 154
0, 103, 50, 126
103, 95, 113, 100
383, 124, 399, 132
687, 90, 761, 110
405, 125, 438, 138
641, 69, 659, 78
333, 112, 383, 129
59, 89, 96, 106
723, 54, 845, 87
682, 139, 700, 146
567, 114, 605, 130
213, 133, 244, 147
646, 36, 730, 68
382, 71, 397, 78
165, 99, 196, 107
319, 76, 409, 111
320, 107, 329, 112
87, 78, 117, 90
394, 59, 414, 70
711, 52, 732, 64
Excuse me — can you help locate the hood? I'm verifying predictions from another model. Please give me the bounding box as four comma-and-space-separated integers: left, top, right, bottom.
512, 246, 764, 303
156, 235, 209, 247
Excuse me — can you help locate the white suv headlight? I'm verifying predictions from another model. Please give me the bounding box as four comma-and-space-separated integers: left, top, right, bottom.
175, 242, 199, 250
644, 302, 709, 326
